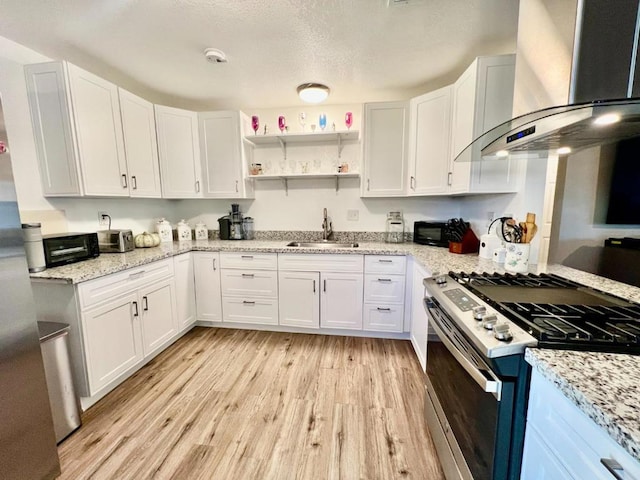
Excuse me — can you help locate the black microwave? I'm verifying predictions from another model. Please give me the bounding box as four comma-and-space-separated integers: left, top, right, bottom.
413, 221, 449, 247
42, 232, 100, 268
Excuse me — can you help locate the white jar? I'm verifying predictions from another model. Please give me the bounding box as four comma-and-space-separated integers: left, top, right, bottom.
156, 218, 173, 243
177, 219, 192, 242
195, 222, 208, 240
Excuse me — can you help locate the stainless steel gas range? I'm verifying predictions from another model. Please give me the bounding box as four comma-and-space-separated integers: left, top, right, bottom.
423, 271, 640, 480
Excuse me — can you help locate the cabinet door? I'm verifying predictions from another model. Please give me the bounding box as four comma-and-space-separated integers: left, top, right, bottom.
139, 278, 177, 357
199, 111, 246, 198
410, 262, 430, 372
173, 253, 196, 332
362, 102, 408, 197
81, 292, 143, 394
278, 271, 320, 328
66, 63, 129, 196
449, 60, 477, 194
155, 105, 202, 198
408, 86, 452, 195
193, 252, 222, 323
320, 272, 363, 330
24, 62, 82, 196
119, 88, 162, 197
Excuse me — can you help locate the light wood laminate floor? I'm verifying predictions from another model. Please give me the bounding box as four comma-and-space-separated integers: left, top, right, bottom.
58, 327, 444, 480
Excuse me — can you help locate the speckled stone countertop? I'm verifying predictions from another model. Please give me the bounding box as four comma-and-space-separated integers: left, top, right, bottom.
525, 348, 640, 462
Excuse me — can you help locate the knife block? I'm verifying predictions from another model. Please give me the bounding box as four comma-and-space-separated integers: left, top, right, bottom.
449, 229, 480, 254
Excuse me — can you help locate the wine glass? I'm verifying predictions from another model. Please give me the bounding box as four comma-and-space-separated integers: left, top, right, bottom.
298, 112, 306, 132
251, 115, 259, 135
319, 113, 327, 131
278, 116, 286, 133
345, 112, 353, 130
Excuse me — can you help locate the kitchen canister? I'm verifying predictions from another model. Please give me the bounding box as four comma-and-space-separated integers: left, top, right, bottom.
195, 222, 208, 240
22, 223, 46, 272
156, 218, 173, 243
504, 243, 530, 273
242, 217, 254, 240
177, 220, 192, 242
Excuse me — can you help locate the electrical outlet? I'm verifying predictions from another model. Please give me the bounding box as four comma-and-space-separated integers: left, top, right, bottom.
347, 209, 359, 221
98, 211, 110, 227
487, 211, 495, 223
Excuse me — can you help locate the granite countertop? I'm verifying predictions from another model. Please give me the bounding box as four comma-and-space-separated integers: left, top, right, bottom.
525, 348, 640, 462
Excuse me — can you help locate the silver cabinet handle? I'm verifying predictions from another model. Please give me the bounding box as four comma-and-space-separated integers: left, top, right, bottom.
601, 458, 635, 480
323, 279, 327, 292
129, 270, 145, 279
367, 179, 370, 191
377, 307, 391, 311
132, 301, 139, 317
235, 180, 239, 193
410, 176, 415, 190
195, 180, 200, 193
378, 259, 393, 263
243, 300, 255, 305
377, 278, 392, 282
131, 175, 137, 190
241, 255, 254, 259
313, 280, 316, 293
447, 172, 453, 186
122, 174, 128, 188
212, 258, 216, 271
242, 273, 255, 278
142, 296, 148, 311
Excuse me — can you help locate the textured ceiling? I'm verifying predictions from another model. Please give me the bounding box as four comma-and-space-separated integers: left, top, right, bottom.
0, 0, 519, 110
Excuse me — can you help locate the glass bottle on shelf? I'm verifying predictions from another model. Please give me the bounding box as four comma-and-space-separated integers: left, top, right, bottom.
385, 211, 404, 243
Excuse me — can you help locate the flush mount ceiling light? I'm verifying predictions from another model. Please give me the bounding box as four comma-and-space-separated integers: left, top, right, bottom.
203, 48, 227, 63
594, 113, 621, 126
297, 83, 330, 103
557, 146, 572, 155
495, 150, 509, 158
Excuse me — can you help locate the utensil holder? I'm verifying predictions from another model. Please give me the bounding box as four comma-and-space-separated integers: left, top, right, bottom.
504, 243, 531, 273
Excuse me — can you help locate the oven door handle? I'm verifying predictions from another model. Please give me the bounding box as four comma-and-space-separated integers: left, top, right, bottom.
428, 307, 503, 401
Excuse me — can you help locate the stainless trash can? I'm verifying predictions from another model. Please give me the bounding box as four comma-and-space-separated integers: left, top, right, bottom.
37, 322, 81, 443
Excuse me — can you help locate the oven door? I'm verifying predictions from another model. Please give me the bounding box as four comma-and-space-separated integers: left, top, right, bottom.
424, 296, 503, 480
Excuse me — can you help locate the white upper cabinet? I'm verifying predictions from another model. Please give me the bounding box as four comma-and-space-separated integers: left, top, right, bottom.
198, 111, 253, 199
118, 88, 162, 197
407, 86, 453, 195
155, 105, 202, 198
361, 102, 409, 197
449, 54, 519, 194
25, 61, 130, 196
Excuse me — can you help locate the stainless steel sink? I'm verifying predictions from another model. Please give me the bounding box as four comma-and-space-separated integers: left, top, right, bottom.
286, 241, 359, 248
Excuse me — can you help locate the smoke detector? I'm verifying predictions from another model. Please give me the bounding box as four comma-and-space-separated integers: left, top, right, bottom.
204, 48, 227, 63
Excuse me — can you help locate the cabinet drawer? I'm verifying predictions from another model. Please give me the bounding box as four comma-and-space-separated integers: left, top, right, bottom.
364, 274, 405, 303
78, 259, 174, 309
219, 252, 277, 270
278, 253, 364, 272
364, 255, 406, 274
222, 297, 278, 325
363, 304, 404, 332
221, 270, 278, 297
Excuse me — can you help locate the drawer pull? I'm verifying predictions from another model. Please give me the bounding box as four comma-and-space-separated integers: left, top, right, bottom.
129, 270, 145, 279
378, 259, 393, 263
601, 458, 632, 480
132, 301, 139, 317
377, 278, 392, 282
242, 273, 255, 278
377, 307, 391, 312
241, 255, 254, 259
243, 300, 255, 305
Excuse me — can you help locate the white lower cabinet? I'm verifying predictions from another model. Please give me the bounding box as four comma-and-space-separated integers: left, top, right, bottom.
222, 297, 279, 325
81, 292, 143, 394
278, 271, 320, 328
410, 261, 431, 371
521, 369, 640, 480
193, 252, 222, 323
139, 278, 178, 356
320, 272, 364, 330
174, 253, 197, 331
363, 255, 406, 333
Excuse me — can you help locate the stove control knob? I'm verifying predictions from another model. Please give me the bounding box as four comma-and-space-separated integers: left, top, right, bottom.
482, 314, 498, 330
494, 323, 513, 342
435, 275, 448, 286
472, 306, 487, 321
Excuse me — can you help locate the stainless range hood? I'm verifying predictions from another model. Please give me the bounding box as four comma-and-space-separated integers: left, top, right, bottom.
457, 0, 640, 162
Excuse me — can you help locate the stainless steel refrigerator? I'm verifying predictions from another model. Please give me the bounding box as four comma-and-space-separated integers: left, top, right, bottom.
0, 98, 61, 478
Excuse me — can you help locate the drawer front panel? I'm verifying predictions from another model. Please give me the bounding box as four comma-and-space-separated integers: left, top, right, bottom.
364, 255, 406, 274
221, 270, 278, 297
278, 253, 364, 273
79, 259, 174, 309
363, 304, 404, 332
364, 274, 405, 303
222, 297, 279, 325
219, 252, 277, 270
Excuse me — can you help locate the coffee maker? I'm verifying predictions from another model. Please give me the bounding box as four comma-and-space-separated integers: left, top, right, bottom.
230, 203, 244, 240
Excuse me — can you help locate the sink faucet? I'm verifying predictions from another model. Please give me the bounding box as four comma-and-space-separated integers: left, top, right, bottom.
322, 208, 334, 240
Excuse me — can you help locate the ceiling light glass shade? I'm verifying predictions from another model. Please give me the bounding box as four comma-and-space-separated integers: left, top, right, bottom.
297, 83, 330, 103
594, 113, 621, 125
557, 146, 572, 155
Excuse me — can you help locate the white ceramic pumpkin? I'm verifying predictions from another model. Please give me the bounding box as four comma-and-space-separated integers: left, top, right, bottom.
135, 232, 160, 248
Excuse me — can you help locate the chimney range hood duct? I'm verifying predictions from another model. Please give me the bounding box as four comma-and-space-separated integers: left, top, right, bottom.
457, 0, 640, 162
